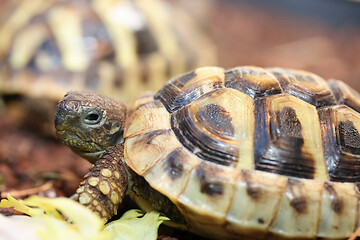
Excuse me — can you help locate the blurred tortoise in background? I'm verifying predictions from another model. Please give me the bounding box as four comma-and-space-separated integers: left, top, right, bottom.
55, 66, 360, 239
0, 0, 216, 133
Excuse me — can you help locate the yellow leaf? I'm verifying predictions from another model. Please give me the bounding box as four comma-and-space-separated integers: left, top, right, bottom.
104, 210, 169, 240
24, 196, 106, 237
118, 209, 144, 220
0, 194, 44, 216
0, 195, 109, 240
1, 195, 169, 240
24, 196, 63, 219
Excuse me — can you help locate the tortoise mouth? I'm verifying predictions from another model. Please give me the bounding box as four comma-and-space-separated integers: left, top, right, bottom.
56, 129, 106, 162
80, 150, 107, 163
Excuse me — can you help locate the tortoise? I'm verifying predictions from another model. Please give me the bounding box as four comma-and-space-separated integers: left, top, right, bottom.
0, 0, 216, 133
55, 66, 360, 239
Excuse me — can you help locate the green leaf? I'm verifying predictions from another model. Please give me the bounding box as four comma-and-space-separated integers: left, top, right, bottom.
104, 209, 170, 240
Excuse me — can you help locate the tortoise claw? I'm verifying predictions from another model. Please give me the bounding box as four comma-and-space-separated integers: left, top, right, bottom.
70, 193, 79, 201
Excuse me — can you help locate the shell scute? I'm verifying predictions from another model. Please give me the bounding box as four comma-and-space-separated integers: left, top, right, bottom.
328, 79, 360, 113
124, 128, 181, 175
317, 181, 358, 238
268, 68, 337, 108
171, 88, 255, 169
225, 170, 287, 236
176, 161, 237, 225
155, 66, 225, 113
319, 105, 360, 182
124, 99, 170, 138
225, 66, 283, 98
269, 178, 323, 238
254, 94, 328, 180
143, 146, 201, 202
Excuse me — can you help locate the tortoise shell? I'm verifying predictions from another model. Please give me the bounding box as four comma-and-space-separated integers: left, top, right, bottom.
0, 0, 216, 103
123, 66, 360, 239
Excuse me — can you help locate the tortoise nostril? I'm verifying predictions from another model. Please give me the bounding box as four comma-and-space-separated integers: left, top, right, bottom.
54, 115, 63, 128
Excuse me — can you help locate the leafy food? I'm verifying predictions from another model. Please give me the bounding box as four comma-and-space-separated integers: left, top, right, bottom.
0, 195, 169, 240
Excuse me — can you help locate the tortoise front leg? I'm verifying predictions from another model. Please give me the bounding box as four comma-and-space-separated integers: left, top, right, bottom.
72, 144, 129, 221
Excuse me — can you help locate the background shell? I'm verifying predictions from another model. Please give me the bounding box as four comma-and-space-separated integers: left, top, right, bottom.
0, 0, 216, 103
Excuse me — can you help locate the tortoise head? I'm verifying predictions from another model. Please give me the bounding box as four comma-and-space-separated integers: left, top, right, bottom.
55, 91, 127, 163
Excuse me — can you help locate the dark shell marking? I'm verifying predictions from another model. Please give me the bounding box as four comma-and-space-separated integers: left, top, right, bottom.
323, 182, 344, 214
171, 102, 239, 166
339, 120, 360, 155
196, 104, 234, 137
286, 179, 308, 213
241, 170, 262, 199
196, 163, 225, 197
134, 129, 171, 146
164, 148, 185, 180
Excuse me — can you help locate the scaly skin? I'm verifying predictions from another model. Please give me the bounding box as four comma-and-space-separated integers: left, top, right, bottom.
71, 144, 128, 220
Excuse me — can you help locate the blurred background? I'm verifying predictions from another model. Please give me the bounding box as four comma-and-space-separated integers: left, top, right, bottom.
202, 0, 360, 91
210, 0, 360, 89
0, 0, 360, 238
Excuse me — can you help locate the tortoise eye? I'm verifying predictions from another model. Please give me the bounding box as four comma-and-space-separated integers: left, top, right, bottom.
84, 111, 102, 125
